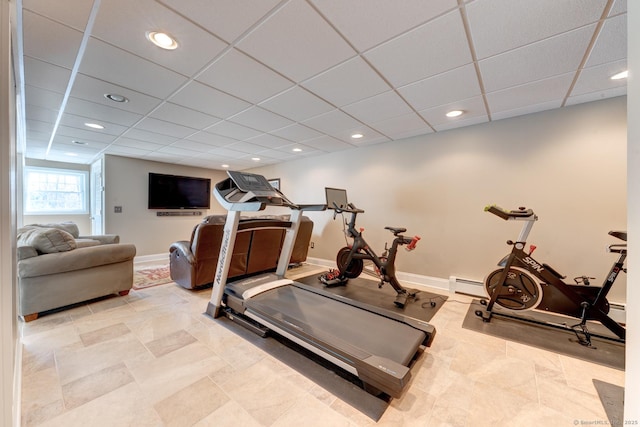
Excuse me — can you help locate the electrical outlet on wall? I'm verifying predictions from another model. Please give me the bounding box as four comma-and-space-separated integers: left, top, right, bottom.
310, 242, 314, 248
114, 206, 122, 213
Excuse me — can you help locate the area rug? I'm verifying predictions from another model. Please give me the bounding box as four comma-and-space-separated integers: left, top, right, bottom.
133, 265, 173, 290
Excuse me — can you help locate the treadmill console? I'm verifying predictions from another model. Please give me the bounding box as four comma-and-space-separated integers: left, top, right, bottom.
215, 170, 293, 211
325, 187, 348, 210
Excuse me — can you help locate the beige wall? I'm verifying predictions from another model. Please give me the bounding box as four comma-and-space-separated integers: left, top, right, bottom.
253, 96, 628, 303
103, 155, 228, 257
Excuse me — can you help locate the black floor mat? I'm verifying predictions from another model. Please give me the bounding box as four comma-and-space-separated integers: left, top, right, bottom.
295, 273, 447, 322
463, 300, 625, 370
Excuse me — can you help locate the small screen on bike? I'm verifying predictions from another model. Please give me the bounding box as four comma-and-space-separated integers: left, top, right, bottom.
325, 187, 348, 210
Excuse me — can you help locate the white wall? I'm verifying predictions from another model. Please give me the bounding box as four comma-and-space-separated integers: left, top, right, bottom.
103, 155, 228, 257
253, 97, 628, 303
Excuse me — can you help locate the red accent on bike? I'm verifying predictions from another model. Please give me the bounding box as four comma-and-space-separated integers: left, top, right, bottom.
359, 227, 365, 233
406, 236, 421, 251
529, 244, 537, 255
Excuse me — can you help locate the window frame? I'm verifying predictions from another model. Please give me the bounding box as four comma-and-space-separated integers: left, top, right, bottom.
23, 166, 90, 215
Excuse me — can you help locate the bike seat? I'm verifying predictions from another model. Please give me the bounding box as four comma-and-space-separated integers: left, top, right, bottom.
609, 231, 627, 242
384, 226, 406, 235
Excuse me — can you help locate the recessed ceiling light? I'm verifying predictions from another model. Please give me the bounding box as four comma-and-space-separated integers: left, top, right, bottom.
251, 157, 260, 162
292, 148, 302, 152
611, 70, 628, 80
64, 152, 78, 157
446, 110, 464, 118
72, 140, 88, 145
146, 31, 178, 50
84, 122, 104, 129
351, 133, 364, 139
104, 93, 129, 103
221, 164, 229, 168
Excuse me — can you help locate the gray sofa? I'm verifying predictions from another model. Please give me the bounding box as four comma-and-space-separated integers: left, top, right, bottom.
17, 222, 136, 321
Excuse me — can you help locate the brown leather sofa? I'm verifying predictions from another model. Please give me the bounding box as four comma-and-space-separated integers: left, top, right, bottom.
169, 215, 313, 289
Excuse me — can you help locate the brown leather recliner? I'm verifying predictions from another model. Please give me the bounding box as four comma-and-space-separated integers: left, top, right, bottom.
169, 215, 313, 289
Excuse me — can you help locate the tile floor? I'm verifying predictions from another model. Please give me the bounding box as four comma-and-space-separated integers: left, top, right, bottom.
19, 264, 624, 426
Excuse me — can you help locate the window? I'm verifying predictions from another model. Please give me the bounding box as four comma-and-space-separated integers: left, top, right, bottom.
24, 167, 89, 214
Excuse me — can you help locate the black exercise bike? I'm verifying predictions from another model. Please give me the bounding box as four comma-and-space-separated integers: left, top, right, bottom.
475, 205, 627, 347
320, 188, 421, 308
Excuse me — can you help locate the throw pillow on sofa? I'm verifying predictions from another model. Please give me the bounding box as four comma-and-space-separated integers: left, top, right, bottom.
17, 227, 77, 254
25, 221, 80, 238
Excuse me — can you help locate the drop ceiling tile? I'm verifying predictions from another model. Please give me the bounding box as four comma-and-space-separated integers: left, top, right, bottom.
301, 135, 356, 152
59, 113, 127, 136
418, 95, 487, 128
170, 80, 250, 118
71, 74, 161, 115
610, 0, 627, 15
52, 135, 110, 151
25, 105, 58, 124
226, 141, 266, 154
245, 134, 293, 149
237, 0, 355, 82
22, 11, 83, 69
571, 59, 627, 97
302, 109, 363, 134
398, 63, 481, 111
301, 57, 389, 107
26, 119, 55, 135
55, 125, 118, 144
149, 102, 220, 130
25, 86, 64, 110
311, 0, 457, 52
260, 87, 334, 122
23, 58, 71, 94
197, 49, 293, 104
23, 0, 94, 31
253, 148, 298, 161
65, 98, 143, 127
79, 38, 188, 99
364, 10, 471, 87
229, 107, 294, 133
466, 0, 605, 60
160, 0, 281, 43
565, 87, 626, 106
480, 24, 595, 93
491, 100, 562, 122
104, 145, 152, 157
369, 113, 433, 140
486, 73, 573, 114
186, 131, 239, 147
208, 147, 249, 159
92, 0, 228, 77
157, 145, 202, 157
113, 138, 165, 151
123, 128, 179, 145
134, 117, 197, 139
270, 124, 323, 142
205, 121, 262, 140
586, 14, 626, 67
342, 91, 413, 124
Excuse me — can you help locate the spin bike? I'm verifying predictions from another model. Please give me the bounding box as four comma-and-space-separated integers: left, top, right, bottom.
475, 205, 627, 347
320, 192, 421, 308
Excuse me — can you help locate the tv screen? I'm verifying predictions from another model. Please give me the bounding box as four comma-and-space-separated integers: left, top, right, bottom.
148, 173, 211, 209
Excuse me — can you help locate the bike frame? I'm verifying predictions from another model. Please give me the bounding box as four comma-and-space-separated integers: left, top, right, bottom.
482, 206, 626, 342
341, 210, 407, 294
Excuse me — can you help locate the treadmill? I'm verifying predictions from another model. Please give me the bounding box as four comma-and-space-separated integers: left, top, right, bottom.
206, 171, 436, 398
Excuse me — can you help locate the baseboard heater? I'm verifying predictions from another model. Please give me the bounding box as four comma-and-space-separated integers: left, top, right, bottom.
448, 276, 626, 324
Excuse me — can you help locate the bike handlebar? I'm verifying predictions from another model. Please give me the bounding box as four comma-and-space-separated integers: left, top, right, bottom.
485, 204, 535, 220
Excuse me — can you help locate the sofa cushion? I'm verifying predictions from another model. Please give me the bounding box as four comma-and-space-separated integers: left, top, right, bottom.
17, 227, 77, 254
26, 221, 80, 238
75, 238, 102, 248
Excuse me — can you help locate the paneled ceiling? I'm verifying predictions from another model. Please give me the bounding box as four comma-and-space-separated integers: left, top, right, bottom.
18, 0, 627, 170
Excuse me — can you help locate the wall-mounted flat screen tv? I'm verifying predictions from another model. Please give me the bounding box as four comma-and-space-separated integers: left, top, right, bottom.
148, 173, 211, 210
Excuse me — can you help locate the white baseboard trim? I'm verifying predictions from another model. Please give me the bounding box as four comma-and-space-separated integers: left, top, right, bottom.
134, 253, 169, 266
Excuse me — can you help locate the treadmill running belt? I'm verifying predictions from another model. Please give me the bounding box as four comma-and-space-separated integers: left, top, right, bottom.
245, 286, 426, 366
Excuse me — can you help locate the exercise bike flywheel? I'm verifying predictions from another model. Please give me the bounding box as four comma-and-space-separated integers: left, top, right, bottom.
484, 267, 543, 311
